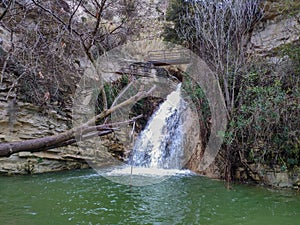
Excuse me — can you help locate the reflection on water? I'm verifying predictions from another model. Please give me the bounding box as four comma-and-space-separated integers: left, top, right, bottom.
0, 169, 299, 225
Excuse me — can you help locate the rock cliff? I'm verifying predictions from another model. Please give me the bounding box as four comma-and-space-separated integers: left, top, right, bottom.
250, 0, 300, 54
0, 70, 90, 174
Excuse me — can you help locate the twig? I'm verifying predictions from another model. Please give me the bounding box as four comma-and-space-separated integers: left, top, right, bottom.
67, 0, 84, 31
31, 0, 81, 36
130, 119, 136, 190
5, 71, 26, 100
1, 29, 14, 84
0, 0, 13, 21
85, 85, 156, 126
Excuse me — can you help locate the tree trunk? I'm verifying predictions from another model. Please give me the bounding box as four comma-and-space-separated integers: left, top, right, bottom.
0, 86, 155, 157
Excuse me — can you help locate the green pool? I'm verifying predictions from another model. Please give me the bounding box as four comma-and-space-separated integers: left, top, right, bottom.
0, 169, 299, 225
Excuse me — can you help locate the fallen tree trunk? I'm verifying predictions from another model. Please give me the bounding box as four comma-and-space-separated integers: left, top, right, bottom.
0, 86, 155, 157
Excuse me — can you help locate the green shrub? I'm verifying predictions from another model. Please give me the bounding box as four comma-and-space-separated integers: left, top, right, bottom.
227, 43, 300, 169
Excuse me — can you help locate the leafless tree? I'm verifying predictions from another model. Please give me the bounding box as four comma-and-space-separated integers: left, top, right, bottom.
0, 0, 139, 108
0, 0, 153, 157
178, 0, 263, 115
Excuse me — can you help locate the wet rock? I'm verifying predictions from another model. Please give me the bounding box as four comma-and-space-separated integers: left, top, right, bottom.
235, 167, 248, 181
293, 180, 300, 188
242, 164, 300, 188
264, 171, 292, 188
0, 151, 89, 175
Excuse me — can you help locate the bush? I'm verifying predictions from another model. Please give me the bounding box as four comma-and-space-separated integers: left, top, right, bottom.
227, 42, 300, 169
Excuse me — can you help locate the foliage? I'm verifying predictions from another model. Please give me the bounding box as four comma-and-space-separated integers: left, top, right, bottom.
274, 42, 300, 75
181, 72, 211, 145
181, 72, 211, 124
163, 0, 186, 45
95, 75, 131, 114
227, 43, 300, 169
164, 0, 299, 173
264, 0, 300, 17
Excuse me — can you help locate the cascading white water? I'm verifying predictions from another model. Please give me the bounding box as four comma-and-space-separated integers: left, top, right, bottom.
130, 84, 187, 169
102, 83, 198, 186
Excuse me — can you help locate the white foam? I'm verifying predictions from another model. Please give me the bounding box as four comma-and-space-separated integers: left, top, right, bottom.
102, 166, 193, 177
131, 84, 187, 169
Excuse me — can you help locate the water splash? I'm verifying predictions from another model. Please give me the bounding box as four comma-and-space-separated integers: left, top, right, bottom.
130, 84, 187, 169
100, 83, 197, 186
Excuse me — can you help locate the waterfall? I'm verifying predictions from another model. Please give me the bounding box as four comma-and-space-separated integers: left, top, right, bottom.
102, 83, 196, 186
130, 84, 187, 169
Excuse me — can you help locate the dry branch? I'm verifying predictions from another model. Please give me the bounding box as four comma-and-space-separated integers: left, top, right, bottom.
0, 86, 155, 157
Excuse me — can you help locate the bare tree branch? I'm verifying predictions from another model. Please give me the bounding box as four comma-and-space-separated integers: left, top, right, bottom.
178, 0, 263, 115
0, 84, 155, 157
67, 0, 84, 31
0, 0, 13, 21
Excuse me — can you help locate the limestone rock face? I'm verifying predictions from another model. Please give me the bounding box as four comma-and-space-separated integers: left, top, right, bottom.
250, 13, 300, 53
0, 153, 89, 175
134, 0, 169, 40
0, 71, 92, 174
264, 172, 292, 188
233, 164, 300, 188
250, 1, 300, 54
